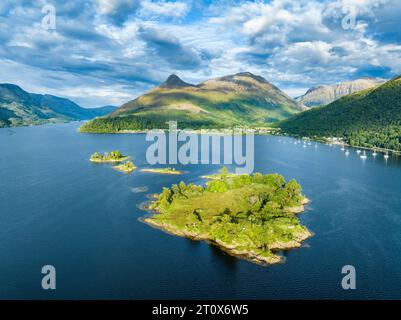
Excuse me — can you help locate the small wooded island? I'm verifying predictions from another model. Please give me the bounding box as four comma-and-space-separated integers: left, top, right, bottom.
114, 161, 136, 173
90, 150, 129, 163
145, 168, 311, 265
141, 168, 183, 175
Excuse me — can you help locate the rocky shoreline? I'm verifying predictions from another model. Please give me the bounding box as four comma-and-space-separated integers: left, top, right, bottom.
90, 156, 129, 163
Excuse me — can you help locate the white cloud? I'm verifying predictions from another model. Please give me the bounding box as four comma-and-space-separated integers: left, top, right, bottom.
61, 85, 134, 107
139, 0, 190, 19
96, 0, 139, 25
280, 41, 335, 66
207, 0, 401, 86
324, 0, 390, 18
0, 58, 141, 107
1, 0, 401, 107
96, 0, 135, 15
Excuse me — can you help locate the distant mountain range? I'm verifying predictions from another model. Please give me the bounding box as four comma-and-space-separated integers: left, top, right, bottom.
280, 76, 401, 151
5, 73, 400, 152
0, 83, 116, 128
80, 72, 306, 132
296, 78, 385, 107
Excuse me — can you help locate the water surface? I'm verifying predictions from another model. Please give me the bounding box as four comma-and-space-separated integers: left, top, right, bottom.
1, 122, 401, 299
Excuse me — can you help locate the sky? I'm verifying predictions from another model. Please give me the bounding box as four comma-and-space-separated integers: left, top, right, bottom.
0, 0, 401, 107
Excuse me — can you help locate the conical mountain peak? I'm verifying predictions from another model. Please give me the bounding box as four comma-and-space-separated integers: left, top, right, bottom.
160, 74, 194, 88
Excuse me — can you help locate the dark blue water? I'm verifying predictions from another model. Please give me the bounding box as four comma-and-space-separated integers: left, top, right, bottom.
1, 122, 401, 299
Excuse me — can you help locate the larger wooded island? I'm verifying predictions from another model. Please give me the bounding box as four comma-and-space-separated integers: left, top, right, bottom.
145, 169, 311, 265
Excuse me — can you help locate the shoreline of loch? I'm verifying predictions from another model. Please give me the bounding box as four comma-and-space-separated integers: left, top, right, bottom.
281, 134, 401, 155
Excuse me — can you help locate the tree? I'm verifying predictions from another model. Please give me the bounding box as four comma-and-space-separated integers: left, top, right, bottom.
261, 201, 282, 219
252, 172, 264, 184
111, 150, 122, 159
207, 180, 228, 193
171, 184, 180, 197
220, 167, 229, 177
178, 181, 188, 197
124, 161, 135, 169
263, 174, 285, 189
285, 179, 302, 200
91, 152, 101, 159
232, 174, 252, 188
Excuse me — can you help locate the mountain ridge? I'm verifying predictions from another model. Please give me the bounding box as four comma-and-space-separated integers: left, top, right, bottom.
296, 78, 386, 107
81, 72, 306, 133
280, 76, 401, 151
160, 74, 195, 89
0, 83, 117, 128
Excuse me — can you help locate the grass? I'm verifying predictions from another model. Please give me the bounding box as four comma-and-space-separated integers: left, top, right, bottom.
145, 171, 311, 265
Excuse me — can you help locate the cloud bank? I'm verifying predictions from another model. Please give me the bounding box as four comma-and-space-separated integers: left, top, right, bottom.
0, 0, 400, 106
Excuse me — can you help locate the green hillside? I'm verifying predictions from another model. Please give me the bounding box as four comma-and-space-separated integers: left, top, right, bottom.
80, 72, 305, 132
0, 84, 116, 128
279, 76, 401, 151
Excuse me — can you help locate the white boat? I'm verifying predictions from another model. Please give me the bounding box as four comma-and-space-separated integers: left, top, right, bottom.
340, 146, 345, 151
384, 152, 389, 160
372, 150, 378, 156
360, 151, 367, 159
345, 150, 350, 156
356, 150, 361, 154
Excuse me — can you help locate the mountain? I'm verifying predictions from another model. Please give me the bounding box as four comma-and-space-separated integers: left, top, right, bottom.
0, 84, 116, 127
160, 74, 195, 89
89, 105, 118, 117
280, 76, 401, 151
296, 78, 385, 107
80, 72, 306, 132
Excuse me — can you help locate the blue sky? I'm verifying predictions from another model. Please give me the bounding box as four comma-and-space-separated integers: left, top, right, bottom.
0, 0, 400, 107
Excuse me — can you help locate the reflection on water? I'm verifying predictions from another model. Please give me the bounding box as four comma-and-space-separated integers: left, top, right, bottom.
209, 244, 238, 271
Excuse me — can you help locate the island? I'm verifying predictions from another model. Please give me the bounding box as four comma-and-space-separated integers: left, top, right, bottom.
90, 150, 129, 163
140, 168, 183, 175
113, 161, 137, 173
144, 168, 311, 265
201, 167, 238, 180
